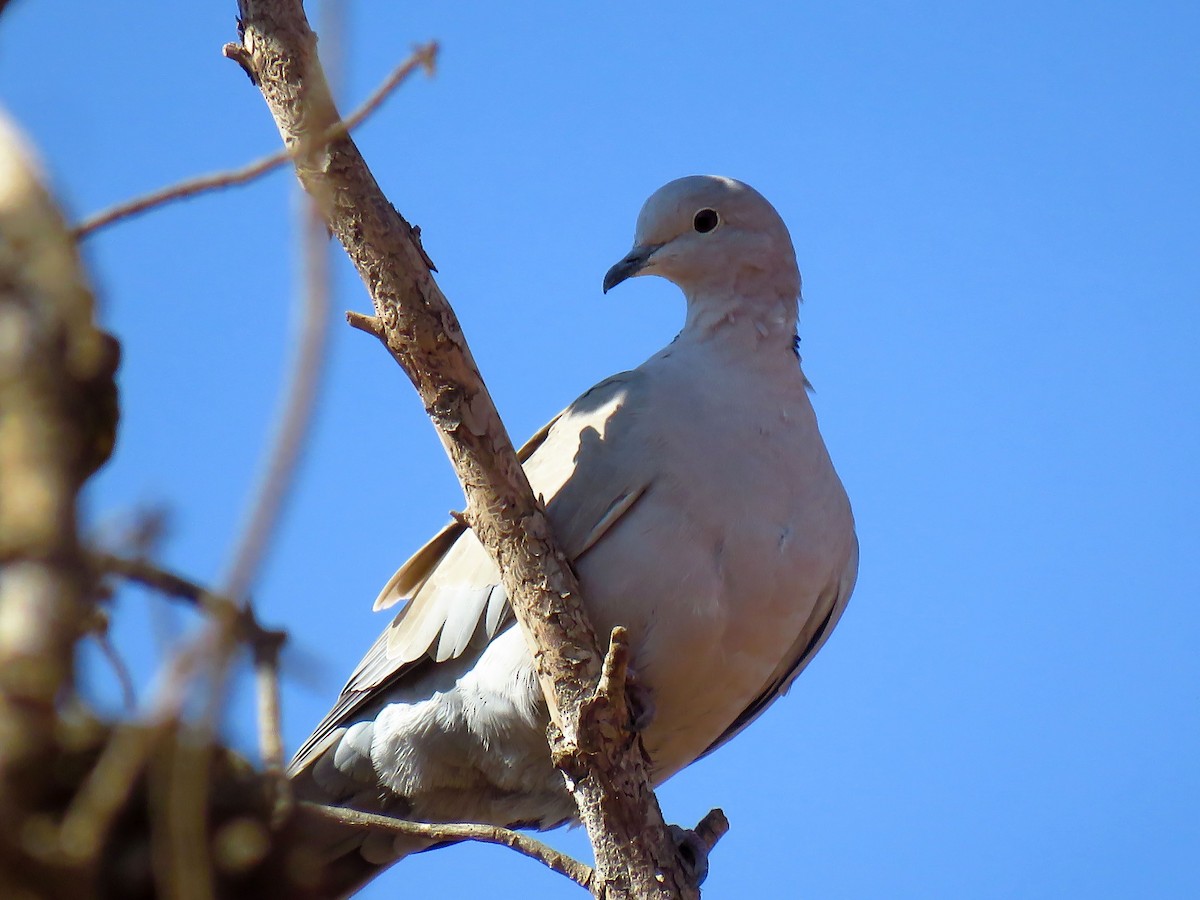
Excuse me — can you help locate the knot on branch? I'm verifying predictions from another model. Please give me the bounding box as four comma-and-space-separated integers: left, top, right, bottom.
427, 384, 465, 431
345, 310, 383, 339
221, 42, 258, 85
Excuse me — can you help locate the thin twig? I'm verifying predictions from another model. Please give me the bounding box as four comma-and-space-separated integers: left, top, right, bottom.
59, 592, 247, 864
72, 149, 293, 239
93, 627, 138, 711
93, 552, 210, 606
220, 193, 331, 604
92, 552, 282, 646
216, 145, 335, 802
92, 550, 294, 808
71, 42, 438, 239
57, 611, 230, 866
253, 629, 289, 825
300, 802, 594, 890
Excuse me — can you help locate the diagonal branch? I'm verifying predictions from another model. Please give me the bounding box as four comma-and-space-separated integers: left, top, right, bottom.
227, 3, 698, 898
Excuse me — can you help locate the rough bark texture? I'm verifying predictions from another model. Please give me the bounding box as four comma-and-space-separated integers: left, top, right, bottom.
227, 3, 697, 897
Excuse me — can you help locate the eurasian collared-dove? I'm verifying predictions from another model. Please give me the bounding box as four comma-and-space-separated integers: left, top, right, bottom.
289, 175, 858, 895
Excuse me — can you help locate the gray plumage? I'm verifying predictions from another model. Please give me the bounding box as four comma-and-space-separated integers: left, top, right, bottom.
289, 175, 858, 896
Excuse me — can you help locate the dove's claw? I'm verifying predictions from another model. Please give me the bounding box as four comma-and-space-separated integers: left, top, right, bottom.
667, 824, 710, 887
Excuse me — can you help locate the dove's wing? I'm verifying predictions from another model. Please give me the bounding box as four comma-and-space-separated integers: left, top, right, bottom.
701, 535, 858, 758
289, 372, 653, 777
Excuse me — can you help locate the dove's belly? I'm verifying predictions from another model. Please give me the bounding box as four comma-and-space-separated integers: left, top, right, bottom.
365, 461, 853, 829
573, 439, 855, 781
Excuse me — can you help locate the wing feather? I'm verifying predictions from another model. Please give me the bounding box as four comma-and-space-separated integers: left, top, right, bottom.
292, 372, 653, 775
701, 536, 859, 758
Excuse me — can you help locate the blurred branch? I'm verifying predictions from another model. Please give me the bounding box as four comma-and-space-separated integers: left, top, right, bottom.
301, 803, 595, 890
219, 202, 328, 604
91, 621, 138, 711
94, 553, 288, 763
92, 553, 281, 645
0, 109, 118, 892
60, 562, 277, 867
72, 42, 438, 239
253, 632, 286, 781
227, 3, 697, 898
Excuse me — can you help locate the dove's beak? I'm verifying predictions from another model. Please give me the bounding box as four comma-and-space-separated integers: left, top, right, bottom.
602, 243, 663, 294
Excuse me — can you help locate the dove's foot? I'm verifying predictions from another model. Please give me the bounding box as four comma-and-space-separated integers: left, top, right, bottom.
667, 824, 710, 887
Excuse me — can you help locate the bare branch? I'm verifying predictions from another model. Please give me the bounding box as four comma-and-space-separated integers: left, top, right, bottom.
71, 42, 438, 239
300, 802, 594, 890
93, 551, 290, 778
228, 3, 697, 897
253, 629, 289, 823
92, 623, 138, 711
92, 553, 281, 643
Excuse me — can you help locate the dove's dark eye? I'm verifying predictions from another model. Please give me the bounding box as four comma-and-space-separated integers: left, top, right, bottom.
693, 208, 719, 234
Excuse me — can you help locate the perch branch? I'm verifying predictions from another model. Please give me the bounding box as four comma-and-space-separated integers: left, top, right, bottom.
228, 3, 698, 897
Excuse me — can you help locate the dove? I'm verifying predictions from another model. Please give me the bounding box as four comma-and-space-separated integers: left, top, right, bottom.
289, 175, 858, 895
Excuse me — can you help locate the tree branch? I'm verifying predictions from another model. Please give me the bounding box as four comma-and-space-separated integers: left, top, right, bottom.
92, 552, 281, 646
227, 3, 698, 897
301, 802, 595, 890
219, 192, 329, 604
93, 552, 289, 779
0, 109, 117, 865
71, 42, 438, 239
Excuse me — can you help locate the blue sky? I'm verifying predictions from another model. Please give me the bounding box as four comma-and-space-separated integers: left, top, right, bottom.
3, 1, 1198, 897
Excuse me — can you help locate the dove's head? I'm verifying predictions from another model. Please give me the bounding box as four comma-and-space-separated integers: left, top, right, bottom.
602, 176, 801, 321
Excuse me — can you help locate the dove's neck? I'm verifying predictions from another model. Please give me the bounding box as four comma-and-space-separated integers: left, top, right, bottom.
679, 284, 800, 359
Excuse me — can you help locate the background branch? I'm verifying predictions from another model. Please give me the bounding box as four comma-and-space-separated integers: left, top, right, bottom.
0, 109, 119, 894
228, 2, 698, 897
301, 802, 595, 890
71, 42, 438, 239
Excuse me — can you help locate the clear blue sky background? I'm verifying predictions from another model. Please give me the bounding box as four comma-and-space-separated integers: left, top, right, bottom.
3, 2, 1198, 897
